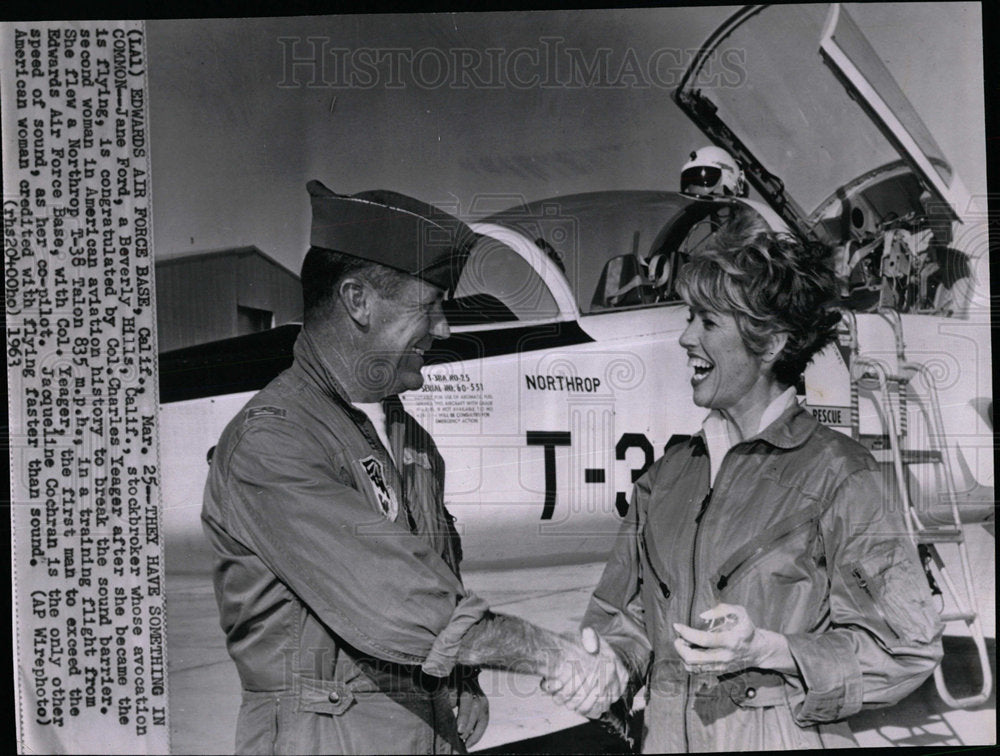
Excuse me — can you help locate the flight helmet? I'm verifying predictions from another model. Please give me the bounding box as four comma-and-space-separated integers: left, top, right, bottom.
680, 146, 746, 197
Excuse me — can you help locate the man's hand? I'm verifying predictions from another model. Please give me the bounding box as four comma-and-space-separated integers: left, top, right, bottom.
453, 672, 489, 748
540, 627, 630, 719
672, 603, 795, 675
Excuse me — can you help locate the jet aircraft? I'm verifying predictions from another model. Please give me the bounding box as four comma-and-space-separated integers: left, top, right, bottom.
160, 4, 994, 750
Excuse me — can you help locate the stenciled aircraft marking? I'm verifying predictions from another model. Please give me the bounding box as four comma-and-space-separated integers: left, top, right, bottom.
527, 429, 665, 519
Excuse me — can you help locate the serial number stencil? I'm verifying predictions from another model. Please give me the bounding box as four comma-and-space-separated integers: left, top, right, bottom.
3, 20, 168, 754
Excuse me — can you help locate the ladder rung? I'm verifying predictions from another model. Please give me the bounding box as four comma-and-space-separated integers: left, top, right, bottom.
855, 370, 917, 385
939, 610, 977, 623
871, 449, 942, 464
916, 529, 964, 544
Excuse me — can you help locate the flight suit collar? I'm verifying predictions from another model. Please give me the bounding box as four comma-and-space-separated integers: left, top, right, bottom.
753, 402, 820, 449
292, 327, 369, 422
696, 400, 819, 454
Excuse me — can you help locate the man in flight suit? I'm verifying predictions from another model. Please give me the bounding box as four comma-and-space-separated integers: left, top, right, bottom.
202, 181, 624, 754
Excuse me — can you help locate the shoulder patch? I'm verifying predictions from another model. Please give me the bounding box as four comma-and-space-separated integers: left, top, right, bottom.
246, 406, 287, 421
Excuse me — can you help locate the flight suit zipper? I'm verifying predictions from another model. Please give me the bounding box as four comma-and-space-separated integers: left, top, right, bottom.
683, 486, 712, 752
682, 436, 743, 751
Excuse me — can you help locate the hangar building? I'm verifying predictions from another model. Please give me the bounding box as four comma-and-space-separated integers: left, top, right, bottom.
155, 246, 302, 352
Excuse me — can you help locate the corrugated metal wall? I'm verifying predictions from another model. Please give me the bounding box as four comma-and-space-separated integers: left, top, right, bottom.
156, 247, 302, 351
237, 252, 302, 328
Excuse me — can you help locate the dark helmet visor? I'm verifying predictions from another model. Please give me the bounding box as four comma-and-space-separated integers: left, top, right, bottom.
680, 166, 723, 196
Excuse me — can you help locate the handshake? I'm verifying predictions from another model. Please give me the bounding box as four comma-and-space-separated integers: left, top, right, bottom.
539, 627, 631, 720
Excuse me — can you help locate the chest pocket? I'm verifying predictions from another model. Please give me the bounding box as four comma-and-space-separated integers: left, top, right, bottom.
638, 522, 676, 653
713, 501, 828, 596
640, 523, 674, 601
711, 501, 831, 634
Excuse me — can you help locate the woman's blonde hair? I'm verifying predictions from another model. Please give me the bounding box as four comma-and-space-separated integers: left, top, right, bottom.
676, 209, 841, 386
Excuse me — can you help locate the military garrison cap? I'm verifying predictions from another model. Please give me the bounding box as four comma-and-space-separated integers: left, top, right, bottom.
307, 180, 477, 290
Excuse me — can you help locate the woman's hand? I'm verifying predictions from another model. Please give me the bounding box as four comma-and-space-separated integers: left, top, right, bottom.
541, 627, 630, 719
672, 603, 796, 675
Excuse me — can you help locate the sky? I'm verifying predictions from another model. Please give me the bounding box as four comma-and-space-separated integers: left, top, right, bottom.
145, 3, 988, 274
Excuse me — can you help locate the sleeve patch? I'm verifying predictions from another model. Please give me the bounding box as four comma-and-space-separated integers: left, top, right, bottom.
246, 406, 287, 420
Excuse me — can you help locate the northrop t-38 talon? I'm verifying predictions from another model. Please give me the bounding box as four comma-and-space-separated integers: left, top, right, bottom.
159, 4, 993, 747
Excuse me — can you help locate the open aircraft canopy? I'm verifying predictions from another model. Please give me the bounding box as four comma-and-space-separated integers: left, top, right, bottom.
673, 3, 973, 244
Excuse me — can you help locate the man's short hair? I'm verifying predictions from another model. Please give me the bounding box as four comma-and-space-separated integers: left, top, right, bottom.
301, 246, 412, 324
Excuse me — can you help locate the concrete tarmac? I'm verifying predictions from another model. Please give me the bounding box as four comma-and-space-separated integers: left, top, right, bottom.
166, 526, 995, 753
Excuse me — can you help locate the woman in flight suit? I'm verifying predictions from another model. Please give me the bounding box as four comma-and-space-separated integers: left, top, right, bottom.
555, 210, 943, 751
